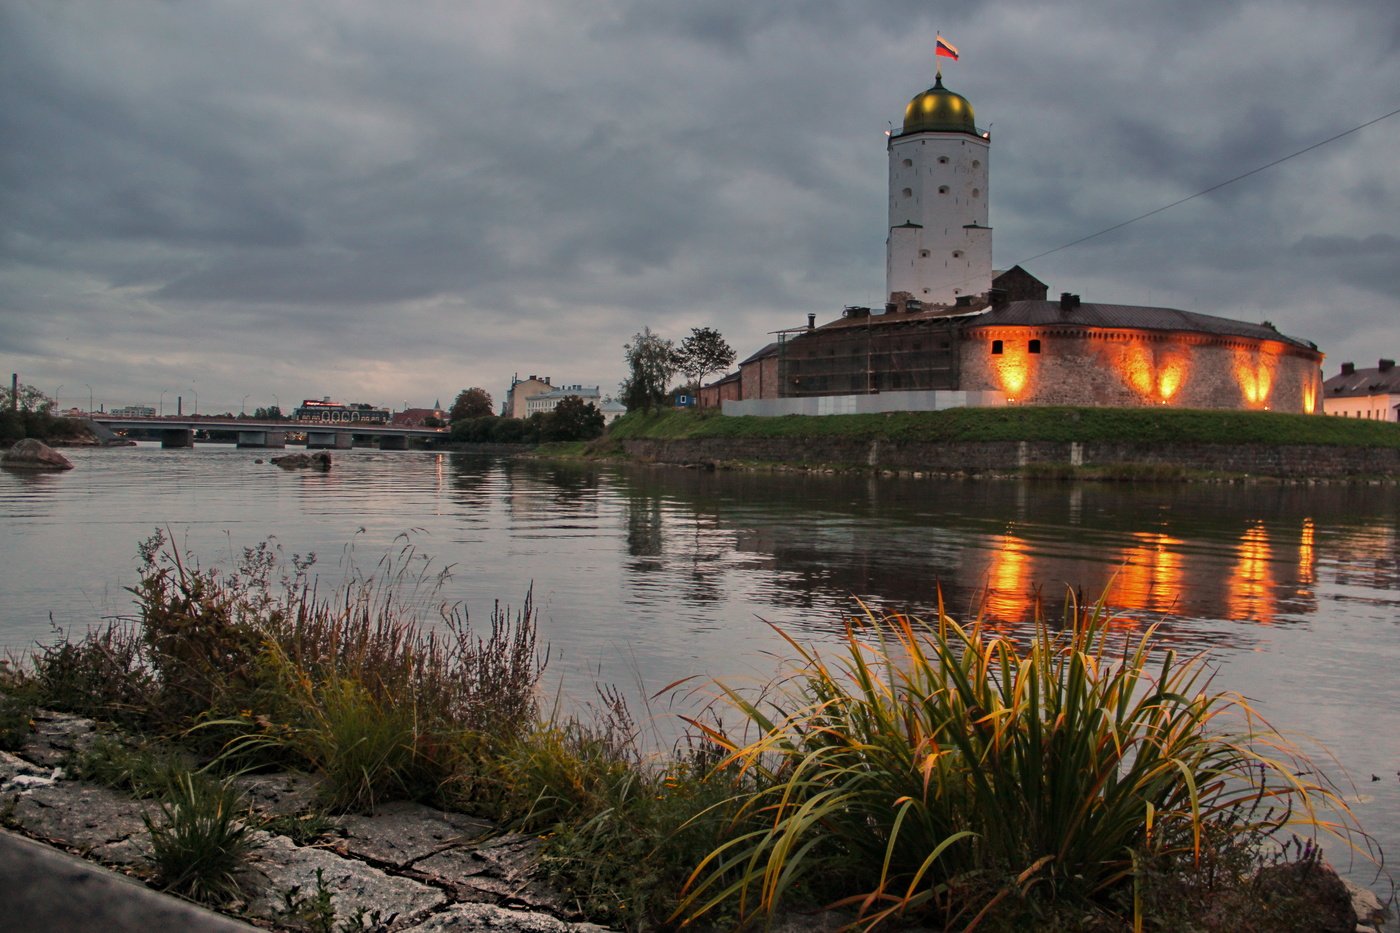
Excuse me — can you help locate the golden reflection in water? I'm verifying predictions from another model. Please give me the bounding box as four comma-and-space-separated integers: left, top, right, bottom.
982, 533, 1030, 620
1298, 517, 1315, 587
1111, 532, 1184, 613
1226, 523, 1275, 622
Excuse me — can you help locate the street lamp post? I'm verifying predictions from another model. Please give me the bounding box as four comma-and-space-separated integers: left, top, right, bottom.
272, 394, 280, 419
242, 394, 250, 417
84, 384, 93, 417
54, 385, 63, 412
159, 389, 168, 417
191, 385, 198, 417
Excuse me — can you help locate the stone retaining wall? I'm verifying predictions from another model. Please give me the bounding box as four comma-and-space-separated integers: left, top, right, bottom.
620, 437, 1400, 478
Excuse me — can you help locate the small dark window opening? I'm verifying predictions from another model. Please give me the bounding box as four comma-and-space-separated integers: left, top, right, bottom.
991, 340, 1003, 355
1029, 339, 1041, 354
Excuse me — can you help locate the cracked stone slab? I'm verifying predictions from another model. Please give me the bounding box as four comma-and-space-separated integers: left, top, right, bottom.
233, 772, 320, 819
240, 831, 445, 926
1, 749, 49, 791
336, 800, 495, 868
8, 781, 152, 855
20, 711, 102, 768
414, 833, 560, 913
400, 902, 614, 932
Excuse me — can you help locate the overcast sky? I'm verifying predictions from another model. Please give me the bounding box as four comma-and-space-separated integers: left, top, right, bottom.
3, 1, 1398, 415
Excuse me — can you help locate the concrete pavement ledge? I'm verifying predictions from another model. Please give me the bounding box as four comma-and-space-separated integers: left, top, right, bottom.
1, 827, 259, 932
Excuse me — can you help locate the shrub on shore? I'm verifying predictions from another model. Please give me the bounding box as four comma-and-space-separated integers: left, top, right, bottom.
677, 596, 1361, 930
3, 536, 1372, 930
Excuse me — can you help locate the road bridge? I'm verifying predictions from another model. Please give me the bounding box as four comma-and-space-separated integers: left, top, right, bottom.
89, 416, 449, 450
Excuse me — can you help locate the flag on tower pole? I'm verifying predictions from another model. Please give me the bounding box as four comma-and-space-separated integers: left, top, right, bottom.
935, 34, 959, 61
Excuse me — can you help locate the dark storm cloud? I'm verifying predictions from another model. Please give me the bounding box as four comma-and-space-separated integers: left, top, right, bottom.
3, 0, 1398, 409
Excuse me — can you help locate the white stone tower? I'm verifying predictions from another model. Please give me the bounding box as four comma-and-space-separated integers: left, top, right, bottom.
886, 73, 992, 307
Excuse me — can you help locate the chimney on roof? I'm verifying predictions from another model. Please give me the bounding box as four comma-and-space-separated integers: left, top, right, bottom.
807, 313, 816, 330
1381, 359, 1395, 372
1059, 292, 1080, 311
989, 288, 1008, 309
1341, 362, 1355, 375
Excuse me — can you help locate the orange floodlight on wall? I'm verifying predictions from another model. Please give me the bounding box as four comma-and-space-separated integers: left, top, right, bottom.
1233, 348, 1277, 408
991, 339, 1034, 399
1117, 342, 1190, 404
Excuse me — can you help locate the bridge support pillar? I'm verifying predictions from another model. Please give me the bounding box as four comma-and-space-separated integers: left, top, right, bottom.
306, 430, 352, 450
237, 431, 286, 449
160, 429, 193, 449
378, 435, 408, 450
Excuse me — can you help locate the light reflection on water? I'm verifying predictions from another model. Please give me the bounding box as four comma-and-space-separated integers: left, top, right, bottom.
2, 444, 1399, 889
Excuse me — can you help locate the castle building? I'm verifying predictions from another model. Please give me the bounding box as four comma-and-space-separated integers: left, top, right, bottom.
713, 56, 1324, 416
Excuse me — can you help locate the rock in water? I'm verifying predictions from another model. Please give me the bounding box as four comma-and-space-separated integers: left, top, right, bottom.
1, 439, 75, 471
269, 452, 332, 471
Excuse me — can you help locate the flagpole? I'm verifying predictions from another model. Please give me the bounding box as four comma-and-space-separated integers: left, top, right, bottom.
936, 31, 942, 78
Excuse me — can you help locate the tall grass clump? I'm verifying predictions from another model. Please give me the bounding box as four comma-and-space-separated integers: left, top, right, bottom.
144, 771, 259, 904
18, 530, 544, 814
496, 688, 745, 929
678, 596, 1355, 930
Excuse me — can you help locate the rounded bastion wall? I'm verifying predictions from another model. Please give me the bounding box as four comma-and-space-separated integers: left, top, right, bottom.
958, 328, 1323, 414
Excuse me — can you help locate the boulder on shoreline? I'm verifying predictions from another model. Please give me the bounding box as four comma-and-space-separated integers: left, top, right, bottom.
269, 452, 332, 471
2, 439, 75, 471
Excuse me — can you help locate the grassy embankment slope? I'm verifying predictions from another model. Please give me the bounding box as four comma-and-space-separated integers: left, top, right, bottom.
603, 405, 1400, 447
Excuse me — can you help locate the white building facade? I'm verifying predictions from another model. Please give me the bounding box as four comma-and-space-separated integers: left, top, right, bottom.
525, 384, 602, 416
886, 74, 992, 307
1322, 360, 1400, 420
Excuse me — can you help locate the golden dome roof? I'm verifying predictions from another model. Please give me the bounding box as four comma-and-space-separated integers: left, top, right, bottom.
900, 74, 977, 135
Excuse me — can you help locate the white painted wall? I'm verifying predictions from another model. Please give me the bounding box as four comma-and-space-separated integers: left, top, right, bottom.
1322, 394, 1400, 421
886, 131, 991, 306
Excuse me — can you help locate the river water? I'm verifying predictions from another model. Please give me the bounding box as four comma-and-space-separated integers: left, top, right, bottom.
3, 443, 1397, 890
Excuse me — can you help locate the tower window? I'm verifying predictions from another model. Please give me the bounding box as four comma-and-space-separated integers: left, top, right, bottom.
937, 185, 949, 194
919, 249, 930, 258
952, 250, 963, 258
937, 156, 949, 164
902, 187, 913, 197
992, 340, 1003, 354
1029, 339, 1042, 354
902, 158, 913, 167
971, 188, 981, 198
972, 160, 981, 168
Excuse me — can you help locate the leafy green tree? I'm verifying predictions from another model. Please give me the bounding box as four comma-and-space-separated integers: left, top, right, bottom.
252, 406, 284, 421
675, 326, 736, 392
543, 396, 605, 441
450, 387, 494, 422
620, 328, 677, 413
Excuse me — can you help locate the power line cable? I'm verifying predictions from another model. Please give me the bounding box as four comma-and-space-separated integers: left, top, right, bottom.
1013, 103, 1400, 267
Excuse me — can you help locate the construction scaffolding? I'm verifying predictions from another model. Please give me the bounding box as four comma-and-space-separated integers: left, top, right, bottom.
777, 309, 963, 398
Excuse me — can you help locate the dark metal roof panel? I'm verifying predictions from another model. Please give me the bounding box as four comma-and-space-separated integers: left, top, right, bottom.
970, 301, 1317, 351
1322, 367, 1400, 397
739, 342, 781, 365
